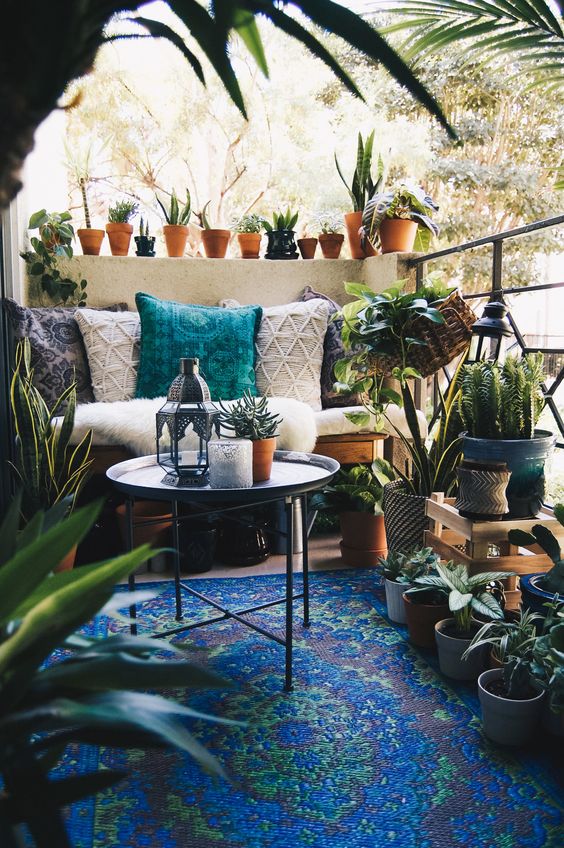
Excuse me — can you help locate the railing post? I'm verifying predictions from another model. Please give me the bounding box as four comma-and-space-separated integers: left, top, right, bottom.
492, 240, 503, 299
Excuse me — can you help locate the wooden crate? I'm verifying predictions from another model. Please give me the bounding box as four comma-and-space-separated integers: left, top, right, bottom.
424, 493, 561, 609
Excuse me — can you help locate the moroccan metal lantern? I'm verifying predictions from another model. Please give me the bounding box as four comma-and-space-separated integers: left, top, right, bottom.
467, 300, 513, 365
156, 358, 220, 486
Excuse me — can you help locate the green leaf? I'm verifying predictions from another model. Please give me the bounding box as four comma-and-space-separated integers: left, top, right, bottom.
507, 528, 539, 547
448, 588, 473, 611
28, 210, 48, 229
344, 411, 371, 427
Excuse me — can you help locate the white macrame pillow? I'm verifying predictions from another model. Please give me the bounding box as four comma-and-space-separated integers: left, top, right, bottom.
255, 300, 329, 410
75, 309, 141, 403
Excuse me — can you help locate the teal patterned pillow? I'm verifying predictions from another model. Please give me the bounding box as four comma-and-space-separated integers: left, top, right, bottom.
135, 292, 263, 400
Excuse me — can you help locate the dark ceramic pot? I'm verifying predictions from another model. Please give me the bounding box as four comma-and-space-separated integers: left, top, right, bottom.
520, 573, 563, 618
216, 515, 270, 566
264, 229, 298, 260
134, 235, 156, 257
179, 523, 217, 574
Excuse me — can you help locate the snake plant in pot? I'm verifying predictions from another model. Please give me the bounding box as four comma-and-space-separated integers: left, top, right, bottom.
377, 546, 439, 624
310, 459, 395, 567
335, 131, 384, 258
459, 354, 554, 518
0, 495, 235, 848
217, 391, 282, 482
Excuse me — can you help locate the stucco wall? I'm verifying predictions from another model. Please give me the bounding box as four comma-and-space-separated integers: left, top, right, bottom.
46, 254, 418, 309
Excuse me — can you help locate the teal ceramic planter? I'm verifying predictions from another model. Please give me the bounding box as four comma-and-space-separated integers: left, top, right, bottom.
461, 430, 555, 518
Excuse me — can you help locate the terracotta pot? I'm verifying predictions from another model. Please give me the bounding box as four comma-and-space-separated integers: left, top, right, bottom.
116, 500, 172, 548
201, 229, 231, 259
344, 211, 376, 260
163, 224, 189, 257
338, 511, 387, 567
403, 593, 450, 648
379, 218, 418, 254
77, 228, 105, 256
237, 232, 261, 259
318, 233, 345, 259
252, 437, 276, 482
297, 237, 318, 260
106, 222, 133, 256
55, 544, 77, 573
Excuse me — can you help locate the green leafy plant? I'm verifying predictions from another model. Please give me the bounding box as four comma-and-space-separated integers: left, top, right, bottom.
315, 212, 343, 234
508, 503, 564, 596
335, 131, 385, 212
0, 495, 235, 845
530, 603, 564, 713
407, 561, 511, 635
310, 459, 395, 515
334, 278, 463, 496
361, 181, 439, 252
463, 607, 542, 664
108, 199, 138, 223
378, 545, 439, 583
156, 189, 191, 225
217, 391, 282, 441
233, 213, 263, 234
9, 339, 93, 523
459, 354, 545, 440
262, 209, 299, 232
21, 210, 87, 307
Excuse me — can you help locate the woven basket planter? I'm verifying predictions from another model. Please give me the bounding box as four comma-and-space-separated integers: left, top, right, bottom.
368, 291, 475, 378
383, 480, 429, 552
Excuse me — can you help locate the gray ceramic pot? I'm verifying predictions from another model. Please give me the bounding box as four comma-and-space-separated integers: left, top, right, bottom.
478, 668, 545, 746
384, 578, 410, 624
435, 619, 486, 680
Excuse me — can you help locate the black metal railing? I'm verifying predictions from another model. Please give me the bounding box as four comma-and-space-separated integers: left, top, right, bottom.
408, 214, 564, 477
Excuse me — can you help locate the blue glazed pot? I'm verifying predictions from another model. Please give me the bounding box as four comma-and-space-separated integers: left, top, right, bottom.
520, 573, 562, 617
461, 430, 555, 518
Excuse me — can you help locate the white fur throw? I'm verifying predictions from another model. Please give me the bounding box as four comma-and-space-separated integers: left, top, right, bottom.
72, 396, 317, 456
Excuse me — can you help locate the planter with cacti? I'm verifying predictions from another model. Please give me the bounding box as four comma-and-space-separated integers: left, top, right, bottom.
106, 199, 138, 255
217, 392, 282, 482
134, 217, 156, 256
234, 213, 262, 258
157, 189, 191, 257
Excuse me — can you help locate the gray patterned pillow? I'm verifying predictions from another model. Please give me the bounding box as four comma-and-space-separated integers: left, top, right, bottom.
5, 299, 128, 406
300, 286, 360, 409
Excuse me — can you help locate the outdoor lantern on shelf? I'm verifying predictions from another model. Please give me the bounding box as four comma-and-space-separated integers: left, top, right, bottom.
156, 357, 220, 486
467, 300, 513, 365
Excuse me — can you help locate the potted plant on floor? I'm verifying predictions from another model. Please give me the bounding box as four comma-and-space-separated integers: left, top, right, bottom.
134, 217, 156, 256
195, 201, 231, 258
335, 130, 384, 259
508, 505, 564, 612
233, 213, 263, 258
459, 354, 554, 518
402, 577, 451, 649
361, 181, 439, 254
464, 607, 542, 669
157, 189, 192, 257
316, 213, 345, 259
76, 176, 105, 255
310, 459, 396, 567
477, 657, 546, 746
263, 208, 299, 260
530, 603, 564, 736
106, 198, 138, 256
9, 339, 93, 569
217, 391, 282, 482
22, 210, 88, 306
410, 561, 512, 680
378, 546, 439, 623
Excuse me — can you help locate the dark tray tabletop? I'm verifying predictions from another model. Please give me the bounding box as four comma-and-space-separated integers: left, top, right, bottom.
106, 450, 339, 503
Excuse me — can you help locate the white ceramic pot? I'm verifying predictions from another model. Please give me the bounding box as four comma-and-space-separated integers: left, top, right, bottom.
384, 578, 410, 624
478, 668, 545, 746
435, 618, 486, 680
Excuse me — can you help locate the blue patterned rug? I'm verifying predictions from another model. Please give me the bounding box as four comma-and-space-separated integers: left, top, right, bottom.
60, 570, 563, 848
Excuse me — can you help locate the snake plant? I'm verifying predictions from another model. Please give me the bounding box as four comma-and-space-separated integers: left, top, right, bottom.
335, 131, 385, 212
10, 339, 93, 523
262, 209, 299, 232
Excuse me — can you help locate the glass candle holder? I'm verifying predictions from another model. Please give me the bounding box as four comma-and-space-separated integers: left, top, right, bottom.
208, 439, 253, 489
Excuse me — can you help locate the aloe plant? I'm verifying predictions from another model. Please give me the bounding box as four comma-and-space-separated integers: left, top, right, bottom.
218, 391, 281, 440
508, 503, 564, 596
262, 209, 299, 232
156, 189, 191, 226
10, 339, 93, 523
335, 131, 385, 212
0, 495, 234, 846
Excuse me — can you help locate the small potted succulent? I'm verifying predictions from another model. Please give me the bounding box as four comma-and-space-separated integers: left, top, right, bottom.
378, 546, 439, 624
263, 209, 299, 260
335, 130, 383, 258
310, 460, 395, 568
459, 354, 554, 518
410, 561, 513, 680
197, 201, 231, 259
297, 231, 318, 260
156, 189, 192, 257
217, 391, 282, 482
361, 181, 439, 254
76, 176, 105, 255
508, 505, 564, 613
233, 213, 263, 259
134, 217, 156, 257
316, 213, 345, 259
106, 198, 138, 256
